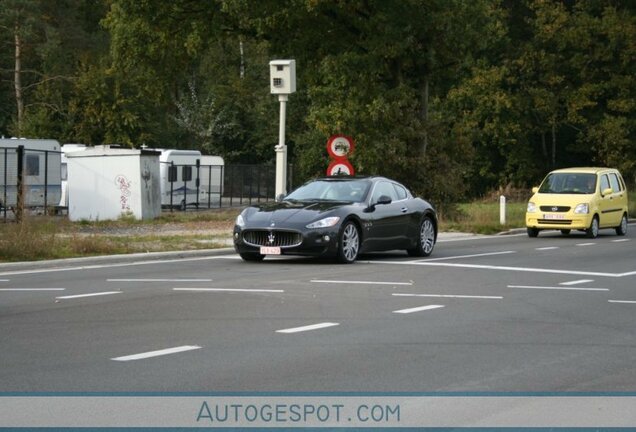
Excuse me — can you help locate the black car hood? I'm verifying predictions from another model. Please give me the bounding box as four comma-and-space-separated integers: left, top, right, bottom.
244, 200, 352, 226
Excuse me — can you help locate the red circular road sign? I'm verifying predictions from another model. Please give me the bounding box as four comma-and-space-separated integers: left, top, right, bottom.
327, 135, 355, 159
327, 159, 355, 176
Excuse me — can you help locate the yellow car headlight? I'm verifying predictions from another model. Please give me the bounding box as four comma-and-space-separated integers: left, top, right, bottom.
574, 203, 589, 214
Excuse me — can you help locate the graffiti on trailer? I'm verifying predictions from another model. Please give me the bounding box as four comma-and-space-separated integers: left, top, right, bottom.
115, 175, 132, 210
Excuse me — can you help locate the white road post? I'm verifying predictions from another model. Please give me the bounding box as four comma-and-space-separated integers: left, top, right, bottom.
499, 195, 506, 225
275, 94, 288, 198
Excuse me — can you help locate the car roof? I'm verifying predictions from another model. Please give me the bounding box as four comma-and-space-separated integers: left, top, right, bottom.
548, 167, 619, 175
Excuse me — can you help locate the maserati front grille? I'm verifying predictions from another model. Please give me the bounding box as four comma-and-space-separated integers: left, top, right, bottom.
242, 230, 303, 248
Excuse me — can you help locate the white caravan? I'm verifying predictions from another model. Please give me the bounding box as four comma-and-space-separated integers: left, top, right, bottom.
156, 149, 224, 209
59, 144, 87, 208
0, 138, 62, 208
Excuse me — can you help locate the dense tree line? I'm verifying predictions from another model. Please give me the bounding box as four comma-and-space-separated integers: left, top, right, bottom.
1, 0, 634, 206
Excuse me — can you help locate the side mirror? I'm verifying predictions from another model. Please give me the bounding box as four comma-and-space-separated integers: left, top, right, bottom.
377, 195, 392, 205
602, 188, 613, 197
532, 187, 539, 194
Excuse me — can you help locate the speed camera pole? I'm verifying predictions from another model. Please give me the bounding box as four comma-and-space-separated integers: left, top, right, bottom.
269, 59, 296, 199
275, 94, 288, 199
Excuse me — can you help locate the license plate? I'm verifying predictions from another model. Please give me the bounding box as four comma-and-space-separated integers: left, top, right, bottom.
260, 246, 281, 255
543, 214, 565, 220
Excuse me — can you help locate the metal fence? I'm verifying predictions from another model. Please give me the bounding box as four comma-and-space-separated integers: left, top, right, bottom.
161, 162, 293, 211
1, 145, 62, 222
2, 152, 291, 221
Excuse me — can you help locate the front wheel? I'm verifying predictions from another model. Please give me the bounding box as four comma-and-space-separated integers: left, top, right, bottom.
337, 221, 360, 264
407, 216, 436, 257
527, 227, 539, 238
585, 216, 599, 239
616, 214, 628, 236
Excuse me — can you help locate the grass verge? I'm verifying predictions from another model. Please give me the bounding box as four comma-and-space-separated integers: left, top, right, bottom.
1, 194, 634, 262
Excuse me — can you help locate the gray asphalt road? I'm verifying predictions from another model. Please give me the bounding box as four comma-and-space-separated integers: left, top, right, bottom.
1, 229, 635, 392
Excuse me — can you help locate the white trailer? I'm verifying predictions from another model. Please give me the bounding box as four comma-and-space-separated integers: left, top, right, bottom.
155, 149, 224, 210
0, 138, 61, 209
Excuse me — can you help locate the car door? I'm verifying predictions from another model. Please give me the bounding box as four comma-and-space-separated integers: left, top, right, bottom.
365, 181, 405, 250
603, 172, 626, 227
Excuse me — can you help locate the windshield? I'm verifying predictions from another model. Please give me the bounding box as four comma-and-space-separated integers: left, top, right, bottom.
538, 173, 597, 194
285, 179, 372, 203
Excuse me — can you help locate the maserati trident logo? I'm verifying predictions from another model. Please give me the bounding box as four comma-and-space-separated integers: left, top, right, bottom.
268, 232, 276, 245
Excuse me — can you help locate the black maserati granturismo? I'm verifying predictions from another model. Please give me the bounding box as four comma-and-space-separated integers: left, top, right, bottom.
233, 176, 437, 263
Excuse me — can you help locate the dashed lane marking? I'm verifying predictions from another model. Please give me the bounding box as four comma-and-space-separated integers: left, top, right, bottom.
276, 322, 339, 334
311, 280, 413, 286
608, 300, 636, 304
112, 345, 202, 362
508, 285, 608, 292
173, 288, 284, 293
0, 288, 65, 292
559, 279, 594, 286
108, 278, 212, 282
56, 291, 121, 300
393, 305, 445, 314
393, 293, 502, 300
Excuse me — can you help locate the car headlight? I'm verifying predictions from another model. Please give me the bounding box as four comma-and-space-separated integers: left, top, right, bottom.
527, 202, 537, 213
574, 203, 589, 214
235, 214, 246, 227
306, 216, 340, 229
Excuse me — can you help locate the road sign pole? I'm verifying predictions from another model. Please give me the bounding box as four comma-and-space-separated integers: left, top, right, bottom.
275, 94, 288, 198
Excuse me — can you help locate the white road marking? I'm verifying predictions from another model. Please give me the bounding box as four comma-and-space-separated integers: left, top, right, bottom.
0, 288, 65, 291
112, 345, 202, 361
608, 300, 636, 304
414, 251, 515, 262
612, 239, 630, 243
0, 279, 9, 282
367, 261, 633, 278
0, 255, 229, 277
393, 293, 502, 300
576, 243, 596, 247
437, 234, 526, 242
559, 279, 594, 286
508, 285, 608, 292
56, 291, 121, 300
311, 279, 413, 286
393, 305, 445, 314
173, 288, 284, 293
535, 247, 559, 251
108, 278, 212, 282
276, 322, 339, 334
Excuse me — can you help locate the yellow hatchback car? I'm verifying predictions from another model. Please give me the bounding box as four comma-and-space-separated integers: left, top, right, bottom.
526, 167, 629, 238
